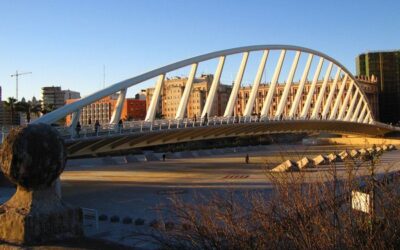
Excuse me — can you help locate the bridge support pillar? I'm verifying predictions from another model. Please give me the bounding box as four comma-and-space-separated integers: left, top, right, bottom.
275, 51, 300, 119
288, 54, 313, 119
224, 52, 249, 118
110, 88, 127, 124
201, 56, 225, 118
300, 57, 324, 119
329, 74, 349, 120
145, 74, 165, 122
321, 69, 341, 119
176, 63, 198, 120
243, 50, 269, 117
261, 49, 286, 118
69, 109, 81, 137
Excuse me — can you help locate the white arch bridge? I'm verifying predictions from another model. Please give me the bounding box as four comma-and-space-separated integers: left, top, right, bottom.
32, 45, 399, 157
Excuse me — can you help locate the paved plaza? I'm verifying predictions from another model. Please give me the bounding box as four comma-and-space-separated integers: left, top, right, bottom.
1, 143, 400, 248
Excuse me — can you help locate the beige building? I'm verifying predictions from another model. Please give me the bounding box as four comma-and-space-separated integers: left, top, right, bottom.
146, 74, 232, 119
145, 74, 378, 120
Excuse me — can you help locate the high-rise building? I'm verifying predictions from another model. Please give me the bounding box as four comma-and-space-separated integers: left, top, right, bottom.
63, 89, 81, 100
41, 86, 65, 110
41, 86, 81, 110
356, 51, 400, 123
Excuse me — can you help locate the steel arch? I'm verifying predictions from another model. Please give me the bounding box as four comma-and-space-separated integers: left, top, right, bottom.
33, 45, 374, 125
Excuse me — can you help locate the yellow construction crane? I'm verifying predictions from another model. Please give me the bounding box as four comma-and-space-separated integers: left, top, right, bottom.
10, 70, 32, 100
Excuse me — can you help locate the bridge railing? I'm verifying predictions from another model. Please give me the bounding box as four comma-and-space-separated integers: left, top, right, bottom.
54, 114, 391, 141
0, 117, 398, 144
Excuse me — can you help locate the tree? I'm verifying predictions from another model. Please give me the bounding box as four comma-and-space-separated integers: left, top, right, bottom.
15, 98, 42, 123
4, 97, 17, 125
41, 103, 56, 115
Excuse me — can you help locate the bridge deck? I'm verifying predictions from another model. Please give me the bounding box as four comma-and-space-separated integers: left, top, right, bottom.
65, 119, 395, 158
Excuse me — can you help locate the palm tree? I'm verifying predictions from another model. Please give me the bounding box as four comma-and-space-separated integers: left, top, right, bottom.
15, 98, 42, 123
30, 98, 42, 120
4, 97, 17, 125
41, 103, 55, 115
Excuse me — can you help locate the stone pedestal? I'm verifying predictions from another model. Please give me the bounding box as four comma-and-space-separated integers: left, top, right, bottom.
0, 124, 83, 245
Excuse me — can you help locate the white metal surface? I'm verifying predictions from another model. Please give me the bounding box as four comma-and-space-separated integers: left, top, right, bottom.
321, 69, 341, 119
260, 50, 286, 117
337, 80, 354, 120
243, 50, 269, 117
357, 105, 368, 123
345, 89, 360, 121
351, 96, 364, 122
175, 63, 198, 120
311, 62, 333, 119
202, 56, 225, 118
110, 88, 127, 124
32, 45, 375, 125
329, 74, 349, 120
275, 51, 300, 119
69, 110, 81, 135
288, 54, 313, 118
224, 52, 249, 117
145, 74, 165, 122
301, 57, 324, 119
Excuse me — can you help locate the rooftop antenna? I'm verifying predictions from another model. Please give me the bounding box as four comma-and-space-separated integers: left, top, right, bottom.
11, 70, 32, 100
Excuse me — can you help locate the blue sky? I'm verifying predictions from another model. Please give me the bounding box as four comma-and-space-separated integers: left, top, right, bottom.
1, 0, 399, 100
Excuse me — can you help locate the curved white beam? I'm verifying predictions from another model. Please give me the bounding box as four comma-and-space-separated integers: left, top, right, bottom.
33, 45, 375, 124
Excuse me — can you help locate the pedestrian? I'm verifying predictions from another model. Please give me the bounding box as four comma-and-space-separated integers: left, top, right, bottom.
94, 120, 100, 135
204, 113, 208, 125
75, 121, 81, 138
162, 154, 166, 162
257, 113, 261, 122
245, 154, 249, 164
118, 119, 123, 132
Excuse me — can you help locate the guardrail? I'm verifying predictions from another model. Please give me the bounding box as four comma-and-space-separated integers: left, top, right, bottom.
1, 117, 399, 143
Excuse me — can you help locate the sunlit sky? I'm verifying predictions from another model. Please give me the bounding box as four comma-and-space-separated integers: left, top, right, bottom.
1, 0, 399, 101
